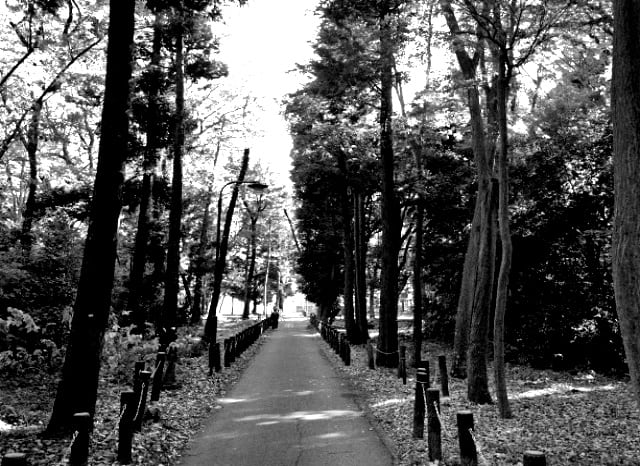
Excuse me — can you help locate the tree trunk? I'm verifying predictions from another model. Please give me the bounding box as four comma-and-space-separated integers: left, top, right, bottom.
128, 10, 163, 331
20, 100, 42, 255
163, 27, 184, 329
191, 185, 213, 324
467, 179, 497, 404
376, 4, 400, 368
493, 49, 512, 418
242, 217, 258, 319
412, 150, 424, 368
354, 192, 369, 342
47, 0, 135, 434
612, 0, 640, 410
336, 150, 358, 342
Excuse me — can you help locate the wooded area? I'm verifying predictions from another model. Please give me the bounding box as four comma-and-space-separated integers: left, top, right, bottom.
1, 0, 639, 463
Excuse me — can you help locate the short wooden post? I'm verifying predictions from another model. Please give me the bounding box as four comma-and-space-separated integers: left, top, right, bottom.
457, 411, 477, 466
134, 370, 151, 431
367, 343, 375, 370
1, 453, 28, 466
150, 352, 166, 402
438, 355, 450, 397
224, 338, 231, 367
419, 360, 430, 387
412, 365, 429, 438
214, 342, 222, 372
344, 339, 351, 366
426, 388, 442, 462
163, 346, 178, 388
118, 391, 135, 464
398, 345, 407, 384
69, 412, 91, 466
523, 451, 546, 466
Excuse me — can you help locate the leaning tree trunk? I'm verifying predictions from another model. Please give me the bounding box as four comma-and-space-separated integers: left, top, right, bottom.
612, 0, 640, 410
376, 4, 401, 368
163, 26, 185, 329
191, 185, 213, 324
128, 10, 163, 331
47, 0, 135, 434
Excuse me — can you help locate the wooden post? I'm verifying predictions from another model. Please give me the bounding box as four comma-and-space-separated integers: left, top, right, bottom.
214, 342, 222, 372
163, 346, 178, 388
118, 391, 135, 464
150, 352, 166, 402
426, 388, 442, 462
397, 345, 406, 380
224, 338, 231, 367
438, 355, 449, 397
134, 370, 151, 431
1, 453, 28, 466
457, 411, 477, 466
523, 451, 546, 466
419, 360, 430, 387
345, 339, 351, 366
412, 366, 429, 438
69, 412, 91, 466
367, 343, 375, 370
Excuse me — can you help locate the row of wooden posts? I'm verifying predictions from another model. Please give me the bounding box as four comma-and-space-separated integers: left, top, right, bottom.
1, 317, 277, 466
313, 319, 548, 466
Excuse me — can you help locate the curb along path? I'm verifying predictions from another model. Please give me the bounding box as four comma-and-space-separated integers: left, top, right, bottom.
178, 317, 395, 466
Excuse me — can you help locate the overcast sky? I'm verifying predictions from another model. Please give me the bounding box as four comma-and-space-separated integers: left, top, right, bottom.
218, 0, 321, 181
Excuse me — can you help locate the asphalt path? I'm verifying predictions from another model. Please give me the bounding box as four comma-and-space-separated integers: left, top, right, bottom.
178, 316, 395, 466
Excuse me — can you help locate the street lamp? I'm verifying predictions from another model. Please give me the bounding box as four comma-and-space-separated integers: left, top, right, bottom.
215, 180, 269, 264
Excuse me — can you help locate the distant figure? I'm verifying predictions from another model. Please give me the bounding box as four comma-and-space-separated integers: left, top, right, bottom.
270, 306, 280, 329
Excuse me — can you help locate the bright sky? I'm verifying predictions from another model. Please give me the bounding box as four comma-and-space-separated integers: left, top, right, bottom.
218, 0, 321, 183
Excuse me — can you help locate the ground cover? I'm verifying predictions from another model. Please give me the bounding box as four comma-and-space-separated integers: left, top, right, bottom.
320, 321, 640, 465
0, 317, 270, 465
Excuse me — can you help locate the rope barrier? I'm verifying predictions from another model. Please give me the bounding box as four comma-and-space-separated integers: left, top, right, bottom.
55, 430, 79, 466
150, 359, 162, 379
136, 380, 147, 415
94, 404, 127, 445
374, 347, 399, 355
433, 401, 449, 437
468, 427, 488, 465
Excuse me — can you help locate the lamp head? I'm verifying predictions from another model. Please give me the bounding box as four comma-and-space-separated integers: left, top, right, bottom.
247, 182, 269, 192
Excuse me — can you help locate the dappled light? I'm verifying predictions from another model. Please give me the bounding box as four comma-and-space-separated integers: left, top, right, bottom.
512, 383, 617, 400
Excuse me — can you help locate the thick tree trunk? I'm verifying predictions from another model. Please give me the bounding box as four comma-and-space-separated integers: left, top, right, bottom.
20, 100, 42, 255
612, 0, 640, 409
412, 150, 424, 367
128, 11, 163, 331
47, 0, 135, 434
163, 28, 184, 329
191, 186, 213, 324
493, 51, 512, 418
376, 5, 400, 368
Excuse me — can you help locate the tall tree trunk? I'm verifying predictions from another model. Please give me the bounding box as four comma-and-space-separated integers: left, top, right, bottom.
47, 0, 135, 434
336, 150, 358, 342
493, 48, 512, 418
377, 4, 400, 368
128, 10, 163, 331
20, 100, 42, 255
204, 149, 250, 343
242, 217, 258, 319
163, 27, 184, 329
412, 149, 424, 367
612, 0, 640, 410
354, 192, 369, 342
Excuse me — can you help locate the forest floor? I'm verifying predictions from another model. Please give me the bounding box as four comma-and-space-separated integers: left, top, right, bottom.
1, 314, 638, 465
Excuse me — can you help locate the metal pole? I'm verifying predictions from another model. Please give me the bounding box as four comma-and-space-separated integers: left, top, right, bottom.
263, 219, 272, 317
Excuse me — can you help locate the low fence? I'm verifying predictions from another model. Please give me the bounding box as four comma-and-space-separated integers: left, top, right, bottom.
2, 317, 276, 466
309, 316, 547, 466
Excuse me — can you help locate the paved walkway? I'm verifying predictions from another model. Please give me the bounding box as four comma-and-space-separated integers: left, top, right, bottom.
178, 316, 395, 466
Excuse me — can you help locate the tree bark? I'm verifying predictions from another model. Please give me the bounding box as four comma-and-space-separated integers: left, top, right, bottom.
20, 100, 42, 255
242, 216, 258, 319
376, 3, 401, 368
163, 26, 185, 329
47, 0, 135, 433
493, 46, 512, 418
612, 0, 640, 409
354, 192, 369, 342
412, 147, 424, 367
128, 10, 163, 331
191, 185, 213, 324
